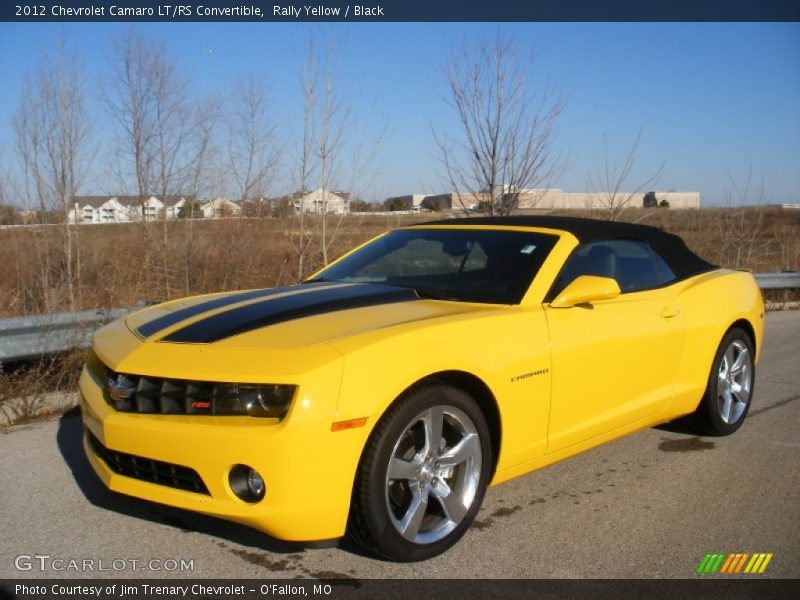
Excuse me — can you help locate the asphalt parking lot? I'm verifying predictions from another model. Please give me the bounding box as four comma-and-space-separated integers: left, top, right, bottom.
1, 311, 798, 580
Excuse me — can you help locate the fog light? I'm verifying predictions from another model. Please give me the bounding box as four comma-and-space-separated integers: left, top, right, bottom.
229, 464, 266, 503
247, 469, 265, 497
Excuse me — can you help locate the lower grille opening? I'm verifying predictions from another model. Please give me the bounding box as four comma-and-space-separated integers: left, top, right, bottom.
86, 430, 210, 495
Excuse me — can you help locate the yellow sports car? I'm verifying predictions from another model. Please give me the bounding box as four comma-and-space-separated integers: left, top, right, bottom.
80, 216, 764, 561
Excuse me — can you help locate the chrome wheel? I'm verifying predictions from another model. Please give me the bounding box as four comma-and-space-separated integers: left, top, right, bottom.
717, 340, 752, 424
385, 405, 482, 544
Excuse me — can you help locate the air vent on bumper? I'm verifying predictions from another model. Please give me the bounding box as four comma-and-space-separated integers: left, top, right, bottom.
86, 430, 210, 495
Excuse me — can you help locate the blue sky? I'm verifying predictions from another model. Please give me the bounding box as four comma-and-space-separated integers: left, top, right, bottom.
0, 22, 798, 204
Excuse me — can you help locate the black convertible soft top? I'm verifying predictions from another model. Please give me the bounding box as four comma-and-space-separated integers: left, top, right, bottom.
418, 215, 718, 280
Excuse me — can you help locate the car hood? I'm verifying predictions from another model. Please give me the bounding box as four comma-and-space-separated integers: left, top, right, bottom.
125, 281, 497, 349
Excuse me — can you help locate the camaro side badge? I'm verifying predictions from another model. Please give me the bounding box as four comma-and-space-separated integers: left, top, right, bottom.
511, 368, 549, 382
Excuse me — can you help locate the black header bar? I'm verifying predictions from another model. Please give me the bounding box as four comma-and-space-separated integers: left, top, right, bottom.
3, 579, 800, 600
2, 1, 799, 23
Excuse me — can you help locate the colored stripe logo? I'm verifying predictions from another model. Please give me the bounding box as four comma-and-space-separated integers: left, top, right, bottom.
161, 283, 420, 343
696, 553, 773, 574
135, 281, 338, 339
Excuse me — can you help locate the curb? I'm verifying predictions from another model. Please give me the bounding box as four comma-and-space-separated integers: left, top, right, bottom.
0, 392, 79, 428
765, 301, 800, 312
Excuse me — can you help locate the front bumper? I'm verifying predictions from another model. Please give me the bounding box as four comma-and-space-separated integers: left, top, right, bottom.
79, 360, 370, 542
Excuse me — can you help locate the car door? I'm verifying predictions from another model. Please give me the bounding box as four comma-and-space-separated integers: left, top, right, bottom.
544, 239, 686, 453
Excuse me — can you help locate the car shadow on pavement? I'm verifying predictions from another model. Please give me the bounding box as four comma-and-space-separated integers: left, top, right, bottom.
654, 416, 702, 436
55, 408, 338, 556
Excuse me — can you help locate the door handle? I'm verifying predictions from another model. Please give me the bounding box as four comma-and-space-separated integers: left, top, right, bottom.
660, 305, 679, 319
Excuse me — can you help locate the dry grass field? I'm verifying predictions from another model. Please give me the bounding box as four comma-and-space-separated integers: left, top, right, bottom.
0, 207, 798, 318
0, 214, 416, 318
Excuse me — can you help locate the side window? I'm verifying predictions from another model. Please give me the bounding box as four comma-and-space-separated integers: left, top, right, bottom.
647, 246, 678, 285
553, 239, 677, 296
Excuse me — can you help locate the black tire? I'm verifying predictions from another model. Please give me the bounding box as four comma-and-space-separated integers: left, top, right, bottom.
692, 327, 756, 436
347, 384, 492, 561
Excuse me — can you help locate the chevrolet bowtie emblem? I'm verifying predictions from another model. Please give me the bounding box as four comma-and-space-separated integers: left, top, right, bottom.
107, 373, 136, 401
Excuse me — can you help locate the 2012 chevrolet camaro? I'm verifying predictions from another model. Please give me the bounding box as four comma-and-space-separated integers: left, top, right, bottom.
80, 216, 763, 561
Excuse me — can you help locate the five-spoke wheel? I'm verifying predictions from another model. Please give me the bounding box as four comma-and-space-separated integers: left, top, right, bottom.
693, 327, 755, 435
348, 384, 491, 561
385, 405, 482, 544
717, 340, 752, 425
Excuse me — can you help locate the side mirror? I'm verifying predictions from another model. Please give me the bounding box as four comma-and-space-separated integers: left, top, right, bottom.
550, 275, 621, 308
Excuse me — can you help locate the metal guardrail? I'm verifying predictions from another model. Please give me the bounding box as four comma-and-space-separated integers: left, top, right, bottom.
0, 272, 797, 364
0, 307, 135, 363
753, 271, 800, 290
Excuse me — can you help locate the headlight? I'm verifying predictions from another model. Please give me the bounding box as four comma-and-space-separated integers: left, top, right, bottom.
213, 383, 296, 418
104, 369, 296, 419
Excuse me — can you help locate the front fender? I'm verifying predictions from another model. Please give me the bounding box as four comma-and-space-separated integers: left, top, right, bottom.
332, 306, 553, 475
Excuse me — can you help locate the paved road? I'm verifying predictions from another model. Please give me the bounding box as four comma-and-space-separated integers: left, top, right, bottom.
1, 311, 798, 580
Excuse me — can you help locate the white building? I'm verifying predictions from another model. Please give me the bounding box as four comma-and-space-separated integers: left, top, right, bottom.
200, 198, 242, 218
68, 196, 190, 224
515, 189, 700, 210
410, 189, 701, 211
384, 194, 432, 212
291, 189, 350, 214
69, 197, 127, 223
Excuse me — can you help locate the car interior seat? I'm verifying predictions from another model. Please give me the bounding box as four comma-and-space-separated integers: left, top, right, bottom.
583, 244, 618, 280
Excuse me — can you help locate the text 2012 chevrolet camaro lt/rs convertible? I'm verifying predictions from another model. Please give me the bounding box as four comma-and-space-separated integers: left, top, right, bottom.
80, 216, 763, 561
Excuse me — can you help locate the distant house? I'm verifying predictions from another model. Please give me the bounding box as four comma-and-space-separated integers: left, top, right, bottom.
200, 198, 242, 219
289, 189, 350, 214
68, 195, 191, 224
69, 197, 120, 223
124, 195, 188, 220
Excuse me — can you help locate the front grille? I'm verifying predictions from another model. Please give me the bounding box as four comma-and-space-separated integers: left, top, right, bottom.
105, 370, 222, 415
87, 430, 210, 495
102, 367, 295, 418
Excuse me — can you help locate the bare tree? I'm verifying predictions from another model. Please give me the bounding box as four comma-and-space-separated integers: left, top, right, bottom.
0, 152, 6, 206
106, 29, 156, 219
0, 156, 17, 224
290, 36, 320, 281
226, 73, 279, 285
589, 128, 663, 221
0, 153, 11, 221
183, 96, 222, 294
434, 31, 565, 216
12, 34, 93, 311
11, 86, 54, 311
228, 72, 279, 209
105, 28, 202, 298
312, 37, 354, 266
719, 167, 770, 269
286, 33, 386, 280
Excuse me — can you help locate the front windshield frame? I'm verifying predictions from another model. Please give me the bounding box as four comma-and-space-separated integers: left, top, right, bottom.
310, 227, 559, 304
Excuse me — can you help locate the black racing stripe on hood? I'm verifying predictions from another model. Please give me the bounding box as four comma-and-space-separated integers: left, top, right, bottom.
135, 281, 337, 339
160, 283, 419, 344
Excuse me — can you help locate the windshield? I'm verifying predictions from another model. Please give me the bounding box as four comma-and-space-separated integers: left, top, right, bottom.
312, 227, 558, 304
